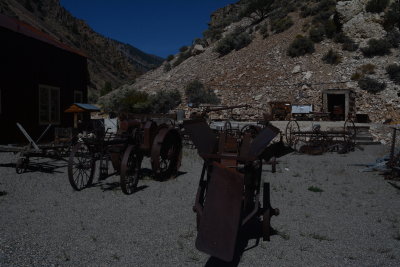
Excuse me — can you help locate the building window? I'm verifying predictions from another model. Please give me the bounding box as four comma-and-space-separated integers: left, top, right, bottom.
39, 85, 60, 125
74, 91, 83, 103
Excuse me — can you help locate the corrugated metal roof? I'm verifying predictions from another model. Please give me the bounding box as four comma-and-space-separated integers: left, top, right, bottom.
64, 103, 100, 113
0, 14, 86, 57
74, 103, 101, 111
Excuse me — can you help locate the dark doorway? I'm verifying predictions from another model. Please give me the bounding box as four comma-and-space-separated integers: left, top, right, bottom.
327, 94, 345, 121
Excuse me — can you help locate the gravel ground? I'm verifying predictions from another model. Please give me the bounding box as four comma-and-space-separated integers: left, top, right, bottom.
0, 145, 399, 266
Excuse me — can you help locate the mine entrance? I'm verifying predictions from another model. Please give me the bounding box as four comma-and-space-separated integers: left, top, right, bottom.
327, 94, 346, 121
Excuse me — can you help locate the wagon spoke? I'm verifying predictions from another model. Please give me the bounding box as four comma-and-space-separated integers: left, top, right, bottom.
68, 142, 95, 191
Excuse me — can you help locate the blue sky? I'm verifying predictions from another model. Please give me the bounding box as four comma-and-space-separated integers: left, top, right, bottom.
60, 0, 238, 58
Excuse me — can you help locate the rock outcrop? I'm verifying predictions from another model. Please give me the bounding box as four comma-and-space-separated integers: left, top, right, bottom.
100, 0, 400, 124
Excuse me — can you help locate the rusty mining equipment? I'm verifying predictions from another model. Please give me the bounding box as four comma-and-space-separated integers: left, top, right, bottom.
183, 119, 280, 262
67, 114, 182, 195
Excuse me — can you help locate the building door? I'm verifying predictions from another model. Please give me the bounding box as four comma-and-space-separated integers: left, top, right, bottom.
327, 94, 345, 121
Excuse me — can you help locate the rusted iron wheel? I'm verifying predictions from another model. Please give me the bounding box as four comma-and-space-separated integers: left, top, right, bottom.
241, 124, 261, 138
285, 119, 300, 148
344, 119, 356, 144
15, 156, 28, 174
120, 145, 142, 195
68, 142, 95, 191
151, 128, 182, 181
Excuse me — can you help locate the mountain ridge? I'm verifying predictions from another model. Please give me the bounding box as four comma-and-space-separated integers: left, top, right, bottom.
0, 0, 163, 100
100, 0, 400, 123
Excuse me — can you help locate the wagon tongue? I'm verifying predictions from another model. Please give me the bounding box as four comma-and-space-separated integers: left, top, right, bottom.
195, 161, 244, 262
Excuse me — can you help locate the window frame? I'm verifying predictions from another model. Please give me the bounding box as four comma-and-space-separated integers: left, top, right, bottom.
38, 84, 60, 125
74, 90, 83, 103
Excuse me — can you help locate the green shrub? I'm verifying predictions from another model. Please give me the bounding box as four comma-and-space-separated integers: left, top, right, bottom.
185, 80, 220, 107
361, 38, 392, 57
383, 3, 400, 30
287, 35, 315, 57
259, 22, 269, 39
342, 38, 359, 51
240, 0, 274, 22
323, 20, 338, 38
300, 6, 314, 18
116, 89, 181, 114
322, 49, 341, 65
214, 28, 252, 56
149, 90, 182, 113
179, 46, 188, 52
166, 55, 175, 62
351, 72, 363, 81
386, 64, 400, 84
203, 27, 223, 42
312, 10, 335, 24
333, 32, 349, 43
358, 77, 387, 94
386, 29, 400, 48
172, 51, 191, 67
316, 0, 337, 11
308, 186, 324, 193
309, 26, 325, 43
270, 16, 294, 33
121, 90, 151, 113
163, 62, 171, 72
360, 64, 376, 74
365, 0, 390, 13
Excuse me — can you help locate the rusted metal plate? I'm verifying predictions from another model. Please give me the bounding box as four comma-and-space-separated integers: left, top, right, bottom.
195, 161, 244, 262
249, 125, 280, 157
183, 120, 217, 155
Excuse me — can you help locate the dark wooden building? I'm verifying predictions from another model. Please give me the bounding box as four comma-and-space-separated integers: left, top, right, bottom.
0, 14, 89, 144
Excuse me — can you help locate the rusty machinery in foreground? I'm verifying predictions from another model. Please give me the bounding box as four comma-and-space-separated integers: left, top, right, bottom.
68, 115, 182, 194
183, 119, 280, 262
285, 117, 357, 154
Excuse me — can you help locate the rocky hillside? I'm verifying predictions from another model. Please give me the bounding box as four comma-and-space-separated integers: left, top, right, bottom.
0, 0, 163, 100
100, 0, 400, 123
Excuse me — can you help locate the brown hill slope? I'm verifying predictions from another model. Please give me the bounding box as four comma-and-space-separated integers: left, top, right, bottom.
100, 0, 400, 122
0, 0, 163, 100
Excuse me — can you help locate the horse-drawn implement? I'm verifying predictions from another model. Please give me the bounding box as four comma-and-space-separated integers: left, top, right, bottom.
183, 119, 280, 262
0, 123, 73, 173
285, 117, 357, 154
68, 115, 182, 194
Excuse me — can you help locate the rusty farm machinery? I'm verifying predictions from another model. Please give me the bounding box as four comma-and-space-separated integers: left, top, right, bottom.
0, 123, 74, 173
183, 119, 280, 262
67, 116, 182, 194
284, 117, 357, 154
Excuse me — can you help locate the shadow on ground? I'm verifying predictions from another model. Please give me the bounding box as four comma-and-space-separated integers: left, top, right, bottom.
205, 218, 277, 267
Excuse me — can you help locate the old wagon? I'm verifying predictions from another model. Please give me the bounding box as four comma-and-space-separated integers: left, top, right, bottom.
0, 123, 74, 173
285, 117, 357, 154
68, 115, 182, 194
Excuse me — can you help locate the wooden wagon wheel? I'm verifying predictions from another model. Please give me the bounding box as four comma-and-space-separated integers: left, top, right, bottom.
120, 145, 143, 195
285, 119, 300, 148
344, 119, 357, 144
151, 128, 182, 181
68, 142, 96, 191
